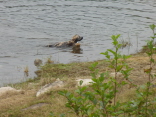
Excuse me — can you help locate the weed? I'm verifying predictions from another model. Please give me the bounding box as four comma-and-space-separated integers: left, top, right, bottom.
45, 56, 54, 64
119, 38, 132, 49
24, 66, 29, 77
58, 34, 132, 117
58, 24, 156, 117
129, 24, 156, 116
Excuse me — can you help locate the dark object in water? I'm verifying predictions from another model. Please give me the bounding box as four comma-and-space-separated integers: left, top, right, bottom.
46, 34, 83, 48
72, 43, 82, 54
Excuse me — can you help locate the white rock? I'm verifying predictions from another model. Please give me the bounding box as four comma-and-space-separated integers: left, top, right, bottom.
0, 87, 20, 96
36, 78, 64, 97
76, 79, 94, 87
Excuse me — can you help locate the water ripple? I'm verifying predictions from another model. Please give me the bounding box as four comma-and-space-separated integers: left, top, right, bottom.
0, 0, 156, 86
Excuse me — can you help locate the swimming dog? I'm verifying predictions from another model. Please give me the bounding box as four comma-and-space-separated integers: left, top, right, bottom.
46, 34, 83, 47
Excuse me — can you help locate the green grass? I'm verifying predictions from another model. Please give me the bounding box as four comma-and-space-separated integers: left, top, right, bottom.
35, 60, 109, 79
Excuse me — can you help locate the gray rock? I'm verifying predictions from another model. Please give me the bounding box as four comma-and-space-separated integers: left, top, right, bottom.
22, 103, 49, 111
0, 87, 21, 96
76, 79, 94, 87
36, 78, 64, 97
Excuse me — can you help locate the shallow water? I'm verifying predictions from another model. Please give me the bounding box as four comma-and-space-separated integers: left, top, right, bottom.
0, 0, 156, 86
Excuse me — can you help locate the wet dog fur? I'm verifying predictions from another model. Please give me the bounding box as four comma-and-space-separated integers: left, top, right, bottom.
46, 34, 83, 48
72, 43, 82, 53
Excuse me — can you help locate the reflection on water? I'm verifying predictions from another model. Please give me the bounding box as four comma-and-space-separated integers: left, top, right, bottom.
0, 0, 156, 86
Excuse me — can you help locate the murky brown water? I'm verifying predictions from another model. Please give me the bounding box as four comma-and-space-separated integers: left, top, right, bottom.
0, 0, 156, 86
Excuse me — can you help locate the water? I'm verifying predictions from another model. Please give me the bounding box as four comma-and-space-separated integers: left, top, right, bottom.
0, 0, 156, 86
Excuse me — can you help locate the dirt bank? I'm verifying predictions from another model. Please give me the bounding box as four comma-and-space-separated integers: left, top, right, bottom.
0, 53, 156, 117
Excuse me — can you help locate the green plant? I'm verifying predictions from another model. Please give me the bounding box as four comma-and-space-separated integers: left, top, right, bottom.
46, 56, 54, 64
59, 67, 114, 117
101, 34, 132, 108
128, 24, 156, 117
58, 34, 132, 117
57, 25, 156, 117
144, 24, 156, 116
119, 38, 132, 49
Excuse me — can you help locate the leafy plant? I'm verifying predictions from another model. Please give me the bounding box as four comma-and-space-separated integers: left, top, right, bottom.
128, 24, 156, 117
58, 34, 133, 117
101, 34, 132, 109
57, 24, 156, 117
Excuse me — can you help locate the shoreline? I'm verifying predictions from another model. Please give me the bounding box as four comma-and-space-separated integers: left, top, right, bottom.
1, 51, 156, 116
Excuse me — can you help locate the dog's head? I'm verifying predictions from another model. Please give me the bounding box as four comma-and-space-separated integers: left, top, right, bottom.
72, 34, 83, 43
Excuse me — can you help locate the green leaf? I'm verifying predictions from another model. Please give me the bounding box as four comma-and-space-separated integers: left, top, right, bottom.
111, 34, 121, 40
92, 78, 98, 82
80, 86, 87, 92
60, 113, 66, 117
111, 35, 116, 40
121, 81, 128, 85
117, 44, 122, 49
150, 58, 155, 63
149, 24, 156, 30
101, 51, 111, 59
151, 36, 156, 39
75, 89, 80, 94
89, 62, 98, 71
66, 92, 72, 97
58, 90, 66, 96
116, 34, 121, 39
99, 73, 105, 82
112, 40, 118, 46
79, 80, 83, 86
107, 49, 116, 55
123, 55, 131, 59
116, 65, 123, 72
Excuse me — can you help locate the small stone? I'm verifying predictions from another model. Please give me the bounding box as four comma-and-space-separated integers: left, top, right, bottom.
36, 78, 64, 97
0, 87, 21, 96
76, 79, 94, 87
